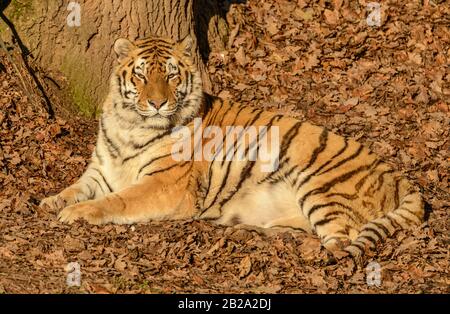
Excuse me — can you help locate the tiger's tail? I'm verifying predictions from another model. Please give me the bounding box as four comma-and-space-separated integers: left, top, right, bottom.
344, 178, 425, 257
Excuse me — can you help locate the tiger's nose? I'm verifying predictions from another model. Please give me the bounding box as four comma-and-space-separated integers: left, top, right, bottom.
148, 99, 167, 109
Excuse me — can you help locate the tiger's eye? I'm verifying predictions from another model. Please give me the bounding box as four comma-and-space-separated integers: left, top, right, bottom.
134, 72, 146, 80
167, 73, 177, 80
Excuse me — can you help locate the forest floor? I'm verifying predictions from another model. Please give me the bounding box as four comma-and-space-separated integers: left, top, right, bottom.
0, 0, 449, 293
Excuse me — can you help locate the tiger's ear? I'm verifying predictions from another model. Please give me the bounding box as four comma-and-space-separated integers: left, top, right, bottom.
176, 35, 193, 57
114, 38, 135, 62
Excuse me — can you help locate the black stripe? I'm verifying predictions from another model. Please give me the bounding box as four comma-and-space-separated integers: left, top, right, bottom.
219, 161, 255, 209
86, 184, 94, 199
322, 161, 381, 201
202, 108, 274, 209
372, 221, 390, 237
215, 118, 278, 209
359, 235, 377, 247
144, 161, 190, 178
362, 226, 383, 241
372, 169, 395, 194
220, 102, 249, 125
187, 71, 193, 95
324, 210, 361, 225
278, 121, 302, 158
209, 106, 249, 165
118, 71, 127, 96
218, 157, 257, 208
317, 144, 364, 176
175, 161, 194, 181
300, 159, 380, 211
88, 176, 106, 195
396, 211, 417, 224
91, 168, 113, 192
121, 69, 127, 84
292, 128, 328, 187
181, 70, 189, 98
355, 163, 380, 191
137, 153, 173, 178
258, 120, 302, 184
125, 130, 171, 158
324, 138, 349, 167
386, 215, 401, 229
206, 99, 227, 126
219, 107, 260, 164
221, 111, 264, 164
138, 48, 173, 58
270, 225, 307, 232
116, 74, 122, 93
335, 229, 350, 236
307, 201, 353, 219
277, 162, 296, 181
313, 217, 337, 228
301, 128, 329, 172
380, 193, 387, 212
202, 159, 234, 213
138, 39, 172, 47
325, 192, 358, 200
295, 138, 349, 188
138, 44, 172, 53
393, 178, 400, 209
203, 115, 277, 213
100, 117, 121, 159
351, 241, 365, 250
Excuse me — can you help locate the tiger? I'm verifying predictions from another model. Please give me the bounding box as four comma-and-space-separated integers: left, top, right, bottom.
40, 35, 425, 258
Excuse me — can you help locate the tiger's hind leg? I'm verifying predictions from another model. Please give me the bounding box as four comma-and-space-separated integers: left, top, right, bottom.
304, 202, 362, 254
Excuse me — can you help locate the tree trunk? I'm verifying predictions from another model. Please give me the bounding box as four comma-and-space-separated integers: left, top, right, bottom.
2, 0, 227, 116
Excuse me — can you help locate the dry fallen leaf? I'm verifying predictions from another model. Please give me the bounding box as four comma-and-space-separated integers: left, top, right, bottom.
235, 46, 248, 67
238, 256, 252, 278
324, 9, 339, 25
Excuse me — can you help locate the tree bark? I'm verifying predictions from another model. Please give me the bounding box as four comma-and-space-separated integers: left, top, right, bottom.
2, 0, 227, 116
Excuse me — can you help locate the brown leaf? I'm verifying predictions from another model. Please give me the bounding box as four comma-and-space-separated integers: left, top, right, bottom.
265, 16, 279, 35
114, 259, 127, 272
192, 274, 205, 285
63, 236, 85, 252
238, 256, 252, 278
293, 8, 314, 21
299, 237, 321, 261
235, 46, 248, 67
324, 9, 339, 25
304, 52, 320, 71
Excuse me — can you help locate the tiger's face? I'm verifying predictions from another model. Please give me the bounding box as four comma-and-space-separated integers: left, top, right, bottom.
111, 36, 202, 129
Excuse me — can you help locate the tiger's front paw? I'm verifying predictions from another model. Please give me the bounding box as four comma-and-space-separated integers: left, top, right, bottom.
40, 188, 85, 211
57, 202, 107, 225
40, 194, 65, 211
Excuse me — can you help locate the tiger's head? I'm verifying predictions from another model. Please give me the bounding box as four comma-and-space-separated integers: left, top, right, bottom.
109, 35, 203, 129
